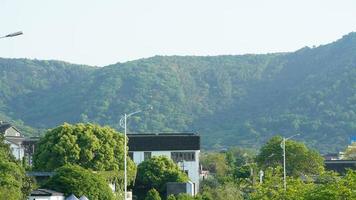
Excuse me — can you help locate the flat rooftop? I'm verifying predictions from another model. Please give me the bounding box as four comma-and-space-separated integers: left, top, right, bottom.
128, 133, 200, 151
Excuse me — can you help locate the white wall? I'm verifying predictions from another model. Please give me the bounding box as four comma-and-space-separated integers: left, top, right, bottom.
5, 141, 24, 160
5, 127, 21, 137
28, 196, 64, 200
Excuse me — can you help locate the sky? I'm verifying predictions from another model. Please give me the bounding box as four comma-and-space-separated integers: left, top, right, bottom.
1, 0, 356, 66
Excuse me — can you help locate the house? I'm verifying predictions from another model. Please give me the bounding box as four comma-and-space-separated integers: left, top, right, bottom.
127, 133, 200, 195
0, 121, 25, 160
28, 189, 65, 200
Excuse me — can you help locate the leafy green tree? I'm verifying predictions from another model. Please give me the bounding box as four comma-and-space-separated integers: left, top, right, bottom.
304, 170, 356, 200
44, 165, 114, 200
0, 160, 24, 200
0, 135, 34, 200
167, 194, 177, 200
256, 136, 324, 177
145, 188, 161, 200
200, 153, 230, 179
135, 156, 189, 197
200, 182, 243, 200
33, 123, 136, 183
249, 167, 313, 200
225, 147, 255, 169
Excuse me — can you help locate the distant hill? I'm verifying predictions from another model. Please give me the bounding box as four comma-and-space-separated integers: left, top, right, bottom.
1, 32, 356, 153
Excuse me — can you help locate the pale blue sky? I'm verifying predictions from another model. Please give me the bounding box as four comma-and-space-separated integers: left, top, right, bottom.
1, 0, 356, 66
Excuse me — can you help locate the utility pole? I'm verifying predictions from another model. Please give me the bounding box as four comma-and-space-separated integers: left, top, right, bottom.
281, 134, 300, 191
119, 106, 152, 200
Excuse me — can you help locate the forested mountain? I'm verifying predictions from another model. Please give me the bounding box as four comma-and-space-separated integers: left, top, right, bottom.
1, 32, 356, 153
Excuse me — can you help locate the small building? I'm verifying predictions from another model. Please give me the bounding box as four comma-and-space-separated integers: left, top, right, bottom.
128, 133, 200, 195
28, 189, 65, 200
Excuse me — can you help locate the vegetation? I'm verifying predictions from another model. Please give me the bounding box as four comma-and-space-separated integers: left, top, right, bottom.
145, 188, 161, 200
44, 164, 114, 200
135, 156, 189, 199
200, 137, 356, 200
33, 123, 136, 183
1, 33, 356, 153
0, 135, 32, 200
256, 136, 324, 176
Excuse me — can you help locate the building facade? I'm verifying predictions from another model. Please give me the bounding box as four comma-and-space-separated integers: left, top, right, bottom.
127, 133, 200, 195
0, 122, 25, 160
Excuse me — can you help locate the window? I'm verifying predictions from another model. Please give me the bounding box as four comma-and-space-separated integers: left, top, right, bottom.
144, 152, 151, 161
171, 152, 195, 162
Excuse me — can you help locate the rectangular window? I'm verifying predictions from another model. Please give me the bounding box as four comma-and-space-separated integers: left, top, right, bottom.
144, 152, 152, 161
171, 152, 195, 162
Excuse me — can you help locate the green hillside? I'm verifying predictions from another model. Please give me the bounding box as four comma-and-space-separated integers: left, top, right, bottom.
1, 32, 356, 153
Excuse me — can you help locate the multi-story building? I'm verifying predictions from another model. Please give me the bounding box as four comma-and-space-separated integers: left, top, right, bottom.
127, 133, 200, 195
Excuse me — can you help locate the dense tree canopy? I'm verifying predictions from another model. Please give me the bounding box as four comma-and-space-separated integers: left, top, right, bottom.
256, 136, 324, 176
135, 156, 189, 198
1, 33, 356, 152
0, 135, 29, 200
44, 165, 114, 200
33, 123, 136, 183
144, 188, 161, 200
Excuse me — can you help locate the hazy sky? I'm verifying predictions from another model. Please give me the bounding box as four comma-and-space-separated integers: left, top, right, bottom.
1, 0, 356, 66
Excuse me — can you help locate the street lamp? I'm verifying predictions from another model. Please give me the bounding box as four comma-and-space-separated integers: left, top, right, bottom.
280, 134, 300, 191
119, 106, 153, 200
0, 31, 23, 39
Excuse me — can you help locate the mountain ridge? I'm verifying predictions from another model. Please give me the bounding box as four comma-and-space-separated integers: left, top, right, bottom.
1, 32, 356, 153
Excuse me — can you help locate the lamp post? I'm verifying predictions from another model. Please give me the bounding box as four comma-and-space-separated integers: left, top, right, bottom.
280, 134, 300, 191
119, 106, 152, 200
0, 31, 23, 39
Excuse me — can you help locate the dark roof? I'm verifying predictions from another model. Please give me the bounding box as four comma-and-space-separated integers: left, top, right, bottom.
128, 133, 200, 151
30, 189, 63, 196
325, 160, 356, 174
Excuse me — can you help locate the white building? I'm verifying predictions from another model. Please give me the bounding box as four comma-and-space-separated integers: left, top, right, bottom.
127, 133, 200, 195
28, 189, 65, 200
0, 122, 25, 160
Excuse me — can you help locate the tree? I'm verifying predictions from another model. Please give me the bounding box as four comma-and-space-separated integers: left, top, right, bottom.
44, 164, 114, 200
135, 156, 189, 197
249, 167, 313, 200
304, 170, 356, 200
0, 135, 30, 200
200, 182, 243, 200
145, 188, 161, 200
33, 123, 136, 183
167, 194, 176, 200
256, 136, 324, 177
200, 153, 230, 179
